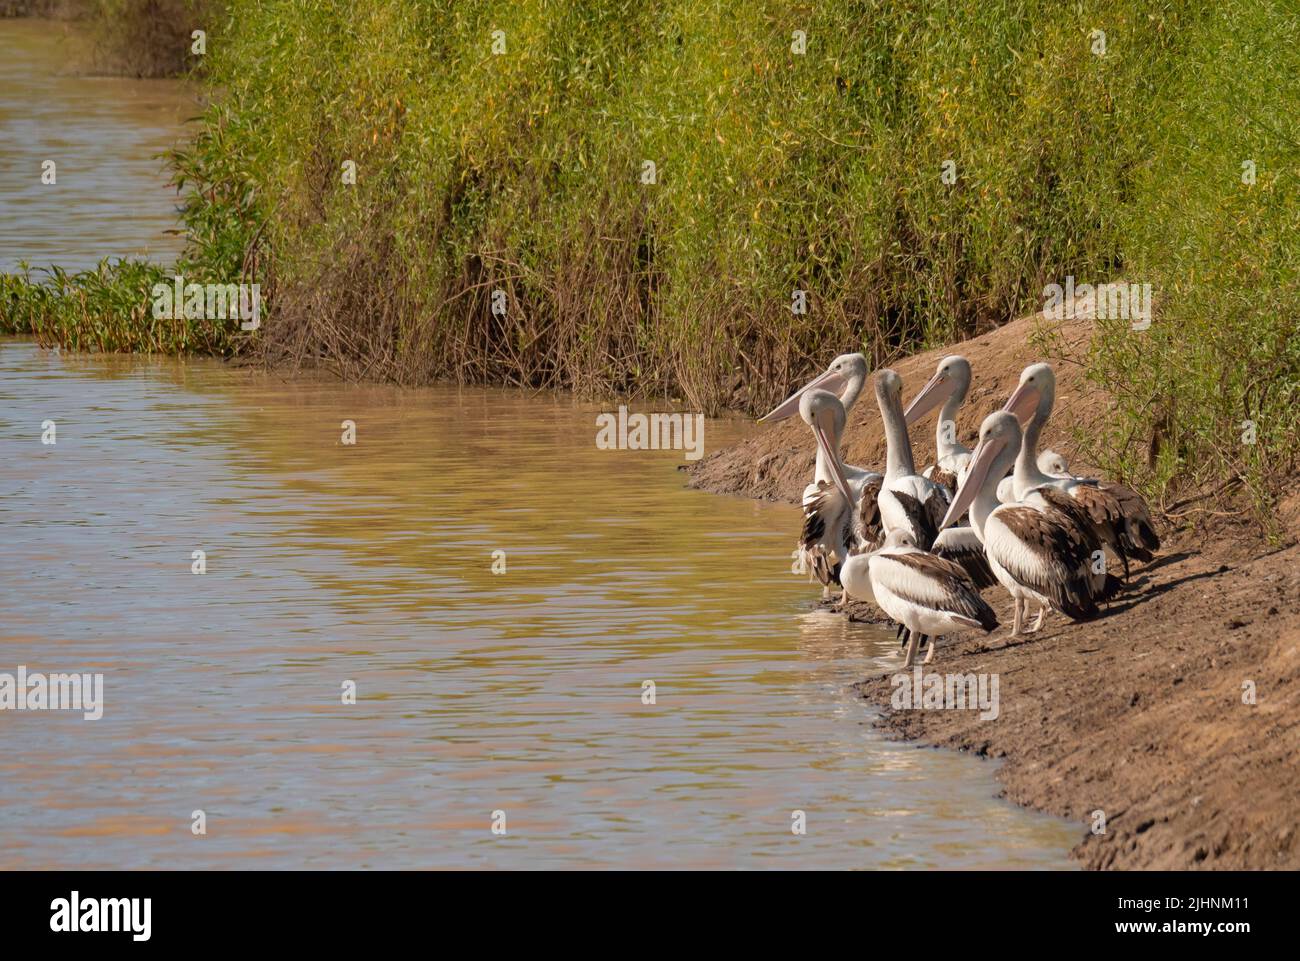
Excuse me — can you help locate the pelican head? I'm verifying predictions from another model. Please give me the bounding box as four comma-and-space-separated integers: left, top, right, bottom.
874, 367, 904, 405
1002, 362, 1056, 427
939, 411, 1022, 530
798, 388, 855, 506
761, 353, 868, 423
904, 355, 971, 426
883, 528, 918, 550
1038, 449, 1070, 477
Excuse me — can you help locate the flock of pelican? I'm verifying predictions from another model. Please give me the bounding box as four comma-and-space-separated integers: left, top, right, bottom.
760, 354, 1160, 667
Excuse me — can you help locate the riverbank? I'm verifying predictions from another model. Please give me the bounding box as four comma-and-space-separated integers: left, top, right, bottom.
687, 311, 1300, 870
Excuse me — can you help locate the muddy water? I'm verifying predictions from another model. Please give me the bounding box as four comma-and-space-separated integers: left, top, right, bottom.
0, 14, 1078, 869
0, 19, 193, 271
0, 341, 1079, 868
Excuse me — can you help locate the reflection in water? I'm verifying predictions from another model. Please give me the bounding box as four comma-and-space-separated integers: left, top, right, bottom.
0, 341, 1079, 868
0, 20, 194, 271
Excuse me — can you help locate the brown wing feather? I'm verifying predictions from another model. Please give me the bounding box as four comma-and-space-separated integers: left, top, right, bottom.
890, 490, 943, 551
885, 552, 998, 631
1031, 487, 1109, 551
852, 475, 884, 552
990, 506, 1103, 620
799, 481, 833, 550
932, 531, 997, 590
1098, 481, 1161, 555
930, 467, 958, 498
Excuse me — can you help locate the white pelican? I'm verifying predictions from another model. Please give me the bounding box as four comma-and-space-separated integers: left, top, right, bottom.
939, 411, 1116, 636
874, 369, 950, 550
1003, 363, 1159, 576
760, 352, 869, 423
840, 529, 998, 667
903, 355, 974, 497
759, 348, 878, 496
796, 389, 884, 604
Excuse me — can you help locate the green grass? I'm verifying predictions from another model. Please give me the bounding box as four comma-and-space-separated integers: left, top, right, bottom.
0, 260, 233, 354
2, 0, 1298, 519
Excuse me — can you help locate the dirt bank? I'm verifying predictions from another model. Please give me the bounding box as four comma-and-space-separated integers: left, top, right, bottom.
688, 311, 1300, 870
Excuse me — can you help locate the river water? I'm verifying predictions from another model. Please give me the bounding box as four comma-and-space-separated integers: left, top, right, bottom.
0, 18, 1078, 869
0, 19, 191, 272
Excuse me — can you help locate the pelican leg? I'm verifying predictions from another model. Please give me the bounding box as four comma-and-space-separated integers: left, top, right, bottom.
1002, 598, 1024, 639
922, 635, 939, 665
902, 630, 921, 668
830, 588, 849, 613
1025, 605, 1046, 634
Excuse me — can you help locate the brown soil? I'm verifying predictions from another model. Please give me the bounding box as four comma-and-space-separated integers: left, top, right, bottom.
688, 310, 1300, 870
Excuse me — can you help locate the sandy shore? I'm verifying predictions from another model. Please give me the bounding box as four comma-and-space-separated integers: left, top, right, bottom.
687, 311, 1300, 870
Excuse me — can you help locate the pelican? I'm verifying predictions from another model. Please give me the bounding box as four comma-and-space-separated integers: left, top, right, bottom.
759, 348, 873, 499
904, 355, 974, 497
760, 353, 869, 423
1003, 364, 1159, 576
1037, 450, 1161, 567
840, 529, 997, 667
874, 369, 950, 550
939, 411, 1116, 637
797, 389, 884, 604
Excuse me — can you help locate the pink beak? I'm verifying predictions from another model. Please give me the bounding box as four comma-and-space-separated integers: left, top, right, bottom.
904, 370, 954, 427
1002, 381, 1040, 427
812, 420, 855, 506
760, 368, 848, 423
938, 434, 1007, 531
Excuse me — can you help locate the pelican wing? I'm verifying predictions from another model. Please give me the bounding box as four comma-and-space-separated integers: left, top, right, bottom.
871, 551, 997, 631
799, 481, 832, 549
884, 490, 937, 550
799, 481, 851, 585
807, 544, 837, 587
880, 476, 950, 550
929, 466, 959, 499
933, 526, 996, 589
852, 474, 884, 552
1099, 481, 1161, 555
985, 506, 1103, 620
1066, 482, 1126, 532
1027, 487, 1108, 551
800, 481, 848, 550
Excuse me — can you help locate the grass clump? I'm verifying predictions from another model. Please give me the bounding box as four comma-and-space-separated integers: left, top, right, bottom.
0, 260, 233, 354
186, 0, 1176, 411
1057, 4, 1300, 521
